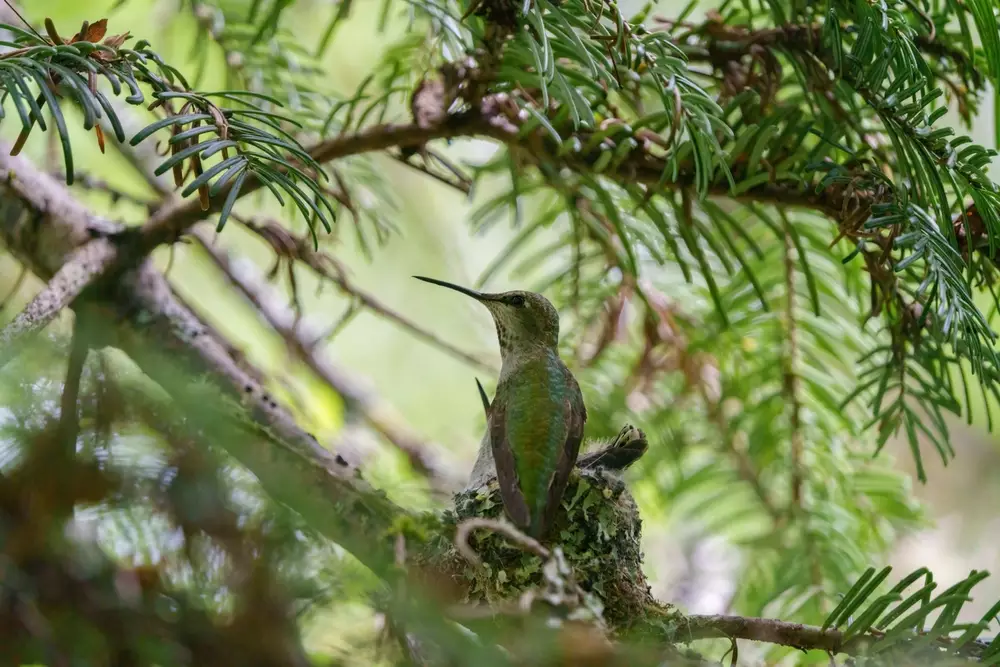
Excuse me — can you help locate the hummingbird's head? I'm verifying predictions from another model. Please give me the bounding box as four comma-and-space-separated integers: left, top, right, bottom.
414, 277, 560, 356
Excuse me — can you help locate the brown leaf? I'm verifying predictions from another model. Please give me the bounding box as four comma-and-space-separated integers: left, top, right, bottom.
192, 153, 210, 210
69, 21, 87, 43
208, 104, 229, 141
83, 18, 108, 43
102, 31, 131, 49
95, 124, 106, 154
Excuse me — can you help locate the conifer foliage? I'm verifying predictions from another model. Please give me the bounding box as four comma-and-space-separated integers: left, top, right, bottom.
2, 0, 1000, 664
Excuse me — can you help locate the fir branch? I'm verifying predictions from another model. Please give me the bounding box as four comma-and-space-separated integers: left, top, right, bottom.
677, 608, 991, 660
683, 613, 847, 653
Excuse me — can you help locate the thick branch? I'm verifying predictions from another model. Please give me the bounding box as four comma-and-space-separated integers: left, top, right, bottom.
111, 314, 402, 576
0, 144, 406, 577
133, 114, 492, 255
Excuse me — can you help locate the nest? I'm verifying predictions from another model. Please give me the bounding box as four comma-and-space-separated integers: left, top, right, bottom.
423, 467, 654, 628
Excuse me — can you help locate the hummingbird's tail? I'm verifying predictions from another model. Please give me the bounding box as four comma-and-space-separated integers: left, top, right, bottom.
577, 424, 648, 471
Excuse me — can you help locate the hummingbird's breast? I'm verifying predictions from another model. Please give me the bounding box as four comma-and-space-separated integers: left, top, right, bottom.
497, 353, 578, 481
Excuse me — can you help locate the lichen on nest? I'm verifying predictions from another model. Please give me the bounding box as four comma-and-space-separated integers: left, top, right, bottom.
426, 467, 653, 628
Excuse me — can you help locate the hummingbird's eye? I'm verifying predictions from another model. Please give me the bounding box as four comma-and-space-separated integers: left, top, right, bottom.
509, 295, 526, 307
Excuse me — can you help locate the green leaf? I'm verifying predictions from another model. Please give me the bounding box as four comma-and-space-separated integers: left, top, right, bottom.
131, 114, 214, 145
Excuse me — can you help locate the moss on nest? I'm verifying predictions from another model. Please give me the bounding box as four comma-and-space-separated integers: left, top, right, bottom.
420, 468, 653, 628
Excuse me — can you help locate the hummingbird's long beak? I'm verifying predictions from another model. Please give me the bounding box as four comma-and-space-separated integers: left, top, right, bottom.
413, 276, 498, 302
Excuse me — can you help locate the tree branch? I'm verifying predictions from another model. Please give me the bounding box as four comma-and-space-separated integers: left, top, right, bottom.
192, 227, 460, 491
683, 614, 845, 653
0, 144, 408, 578
0, 239, 116, 369
133, 114, 493, 255
680, 612, 989, 661
56, 314, 89, 457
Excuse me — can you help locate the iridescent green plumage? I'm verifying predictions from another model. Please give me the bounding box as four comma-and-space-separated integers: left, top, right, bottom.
416, 276, 586, 540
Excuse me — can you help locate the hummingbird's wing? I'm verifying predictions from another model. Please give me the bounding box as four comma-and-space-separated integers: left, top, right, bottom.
536, 376, 586, 539
490, 362, 586, 539
487, 392, 531, 530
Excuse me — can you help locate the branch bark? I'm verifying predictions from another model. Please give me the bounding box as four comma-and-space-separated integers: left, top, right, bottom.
0, 240, 116, 368
684, 614, 846, 653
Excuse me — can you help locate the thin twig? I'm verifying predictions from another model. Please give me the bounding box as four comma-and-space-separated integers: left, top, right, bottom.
54, 170, 156, 210
56, 314, 89, 455
192, 228, 459, 492
684, 614, 846, 653
392, 151, 472, 194
680, 613, 983, 657
782, 226, 804, 511
235, 214, 497, 373
455, 517, 551, 568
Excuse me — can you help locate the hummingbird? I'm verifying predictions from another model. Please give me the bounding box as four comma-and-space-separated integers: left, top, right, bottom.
416, 276, 586, 539
476, 378, 647, 473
